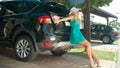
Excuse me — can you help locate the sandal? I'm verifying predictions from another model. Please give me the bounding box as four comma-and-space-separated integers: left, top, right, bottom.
96, 66, 101, 68
93, 58, 100, 68
90, 62, 96, 68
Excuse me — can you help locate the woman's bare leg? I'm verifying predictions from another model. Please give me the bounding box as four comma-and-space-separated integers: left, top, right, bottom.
84, 42, 100, 67
79, 40, 100, 68
91, 49, 100, 67
84, 45, 100, 66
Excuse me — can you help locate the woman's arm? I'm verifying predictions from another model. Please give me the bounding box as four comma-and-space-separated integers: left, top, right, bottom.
54, 15, 74, 24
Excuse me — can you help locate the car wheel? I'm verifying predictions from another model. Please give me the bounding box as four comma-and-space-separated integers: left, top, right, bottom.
102, 36, 112, 44
14, 35, 37, 62
51, 50, 67, 56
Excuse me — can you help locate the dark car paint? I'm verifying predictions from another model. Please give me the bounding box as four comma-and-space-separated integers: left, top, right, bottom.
91, 24, 118, 43
0, 1, 69, 50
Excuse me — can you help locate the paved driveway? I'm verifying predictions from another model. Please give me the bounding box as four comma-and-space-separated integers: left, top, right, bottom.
0, 47, 113, 68
1, 39, 119, 68
0, 47, 91, 68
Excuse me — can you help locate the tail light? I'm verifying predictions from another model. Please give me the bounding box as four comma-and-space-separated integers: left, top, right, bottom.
42, 42, 53, 46
38, 14, 60, 24
38, 15, 52, 24
113, 31, 118, 36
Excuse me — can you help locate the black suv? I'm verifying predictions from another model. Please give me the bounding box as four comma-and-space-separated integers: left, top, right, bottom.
91, 24, 118, 44
0, 0, 71, 61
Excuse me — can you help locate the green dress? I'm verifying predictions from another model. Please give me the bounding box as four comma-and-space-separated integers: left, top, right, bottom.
70, 18, 86, 45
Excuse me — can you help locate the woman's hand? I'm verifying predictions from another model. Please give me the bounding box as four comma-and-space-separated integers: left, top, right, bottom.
53, 19, 60, 25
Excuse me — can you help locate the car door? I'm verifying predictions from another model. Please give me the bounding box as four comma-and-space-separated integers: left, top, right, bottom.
0, 5, 15, 39
0, 4, 6, 38
98, 25, 107, 38
91, 25, 99, 39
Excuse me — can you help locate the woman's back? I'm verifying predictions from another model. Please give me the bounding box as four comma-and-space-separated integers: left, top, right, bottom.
70, 17, 80, 29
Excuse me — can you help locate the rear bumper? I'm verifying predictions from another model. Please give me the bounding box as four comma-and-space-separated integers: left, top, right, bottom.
111, 36, 119, 40
52, 42, 71, 51
37, 41, 71, 52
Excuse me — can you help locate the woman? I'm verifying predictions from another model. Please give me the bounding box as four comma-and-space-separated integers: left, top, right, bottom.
54, 7, 101, 68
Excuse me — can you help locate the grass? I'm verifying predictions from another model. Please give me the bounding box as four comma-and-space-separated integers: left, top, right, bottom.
67, 47, 118, 61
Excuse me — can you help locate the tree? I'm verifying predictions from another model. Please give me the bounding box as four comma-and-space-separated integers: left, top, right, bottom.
52, 0, 113, 9
52, 0, 113, 41
90, 0, 113, 8
110, 21, 120, 30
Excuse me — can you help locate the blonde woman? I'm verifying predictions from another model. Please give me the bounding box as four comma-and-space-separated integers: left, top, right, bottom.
54, 7, 100, 68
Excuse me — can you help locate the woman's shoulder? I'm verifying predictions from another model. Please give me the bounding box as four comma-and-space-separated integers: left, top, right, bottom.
68, 14, 75, 20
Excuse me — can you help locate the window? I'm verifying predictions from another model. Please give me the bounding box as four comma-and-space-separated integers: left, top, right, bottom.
0, 4, 4, 15
0, 5, 2, 11
100, 26, 105, 31
4, 2, 39, 13
4, 9, 14, 16
91, 25, 96, 30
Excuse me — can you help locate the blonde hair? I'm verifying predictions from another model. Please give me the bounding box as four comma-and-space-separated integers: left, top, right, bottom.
70, 12, 80, 22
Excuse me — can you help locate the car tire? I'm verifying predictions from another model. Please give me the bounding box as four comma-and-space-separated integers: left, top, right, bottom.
102, 36, 112, 44
14, 35, 37, 62
51, 50, 67, 56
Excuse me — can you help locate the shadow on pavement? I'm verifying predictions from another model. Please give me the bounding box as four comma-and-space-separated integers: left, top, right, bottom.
0, 47, 15, 59
0, 47, 90, 68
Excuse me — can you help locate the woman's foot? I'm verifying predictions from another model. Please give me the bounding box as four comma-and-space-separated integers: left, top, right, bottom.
96, 66, 101, 68
90, 62, 96, 68
93, 58, 101, 68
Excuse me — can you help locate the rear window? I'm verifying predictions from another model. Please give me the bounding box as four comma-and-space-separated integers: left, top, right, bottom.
44, 2, 69, 17
4, 1, 42, 13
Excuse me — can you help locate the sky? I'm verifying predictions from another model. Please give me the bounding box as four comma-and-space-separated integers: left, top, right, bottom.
92, 0, 120, 24
101, 0, 120, 14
